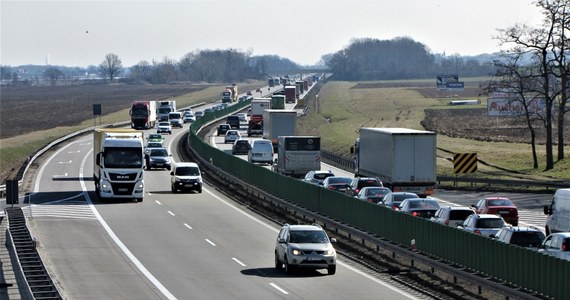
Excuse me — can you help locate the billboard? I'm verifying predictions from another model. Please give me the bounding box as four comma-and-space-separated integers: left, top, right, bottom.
487, 97, 547, 116
436, 74, 463, 90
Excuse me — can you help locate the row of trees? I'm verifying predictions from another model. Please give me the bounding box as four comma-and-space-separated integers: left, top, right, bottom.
485, 0, 570, 170
101, 50, 301, 84
324, 37, 496, 80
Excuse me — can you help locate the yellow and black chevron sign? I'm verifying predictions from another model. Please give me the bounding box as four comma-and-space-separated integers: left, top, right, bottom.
453, 153, 478, 174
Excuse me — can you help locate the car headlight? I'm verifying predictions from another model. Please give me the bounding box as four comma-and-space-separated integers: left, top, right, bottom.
291, 249, 302, 256
324, 249, 335, 256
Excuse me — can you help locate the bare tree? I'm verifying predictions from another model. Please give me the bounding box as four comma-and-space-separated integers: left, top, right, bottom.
99, 53, 123, 81
130, 60, 152, 82
485, 49, 543, 168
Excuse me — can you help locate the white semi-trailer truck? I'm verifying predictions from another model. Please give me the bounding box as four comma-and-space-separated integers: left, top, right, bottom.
351, 128, 436, 197
93, 128, 145, 202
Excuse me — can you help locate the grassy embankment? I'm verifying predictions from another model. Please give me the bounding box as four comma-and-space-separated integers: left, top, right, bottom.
296, 79, 570, 181
0, 82, 264, 181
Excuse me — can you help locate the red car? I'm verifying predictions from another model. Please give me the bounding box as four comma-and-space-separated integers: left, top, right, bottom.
472, 197, 519, 226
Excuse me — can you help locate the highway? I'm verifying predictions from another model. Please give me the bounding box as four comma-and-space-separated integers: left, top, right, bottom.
7, 81, 555, 299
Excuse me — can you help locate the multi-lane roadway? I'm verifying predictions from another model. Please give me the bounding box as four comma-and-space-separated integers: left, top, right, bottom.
6, 85, 554, 299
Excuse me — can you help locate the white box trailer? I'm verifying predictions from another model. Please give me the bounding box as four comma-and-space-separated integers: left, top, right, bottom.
273, 136, 321, 178
351, 128, 436, 197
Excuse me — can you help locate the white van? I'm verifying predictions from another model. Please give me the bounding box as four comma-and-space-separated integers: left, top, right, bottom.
544, 188, 570, 235
248, 139, 274, 164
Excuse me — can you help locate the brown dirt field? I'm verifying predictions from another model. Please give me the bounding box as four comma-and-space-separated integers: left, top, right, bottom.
0, 83, 209, 139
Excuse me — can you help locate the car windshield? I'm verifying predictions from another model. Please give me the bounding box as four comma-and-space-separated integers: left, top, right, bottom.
488, 199, 514, 206
314, 173, 333, 180
104, 148, 143, 168
477, 218, 504, 228
408, 200, 439, 209
289, 230, 329, 243
254, 142, 273, 151
394, 193, 419, 202
328, 177, 352, 184
358, 179, 381, 188
365, 187, 389, 196
449, 210, 474, 220
159, 122, 169, 126
147, 142, 162, 148
149, 134, 161, 139
175, 166, 200, 176
510, 232, 545, 247
150, 149, 168, 156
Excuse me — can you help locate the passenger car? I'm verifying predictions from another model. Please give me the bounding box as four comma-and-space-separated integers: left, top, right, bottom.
381, 192, 419, 210
232, 139, 251, 155
494, 226, 545, 249
274, 224, 337, 275
355, 187, 392, 204
147, 133, 164, 144
472, 197, 519, 226
144, 142, 164, 155
183, 113, 195, 123
145, 148, 171, 170
156, 122, 172, 134
170, 162, 202, 193
430, 206, 474, 227
303, 170, 335, 186
237, 113, 248, 122
322, 176, 353, 193
224, 130, 241, 144
345, 177, 383, 197
226, 115, 241, 129
194, 110, 205, 119
248, 139, 274, 164
539, 232, 570, 261
217, 124, 230, 136
398, 198, 440, 218
458, 214, 506, 237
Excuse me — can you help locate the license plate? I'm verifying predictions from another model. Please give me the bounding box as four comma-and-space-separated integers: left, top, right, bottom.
118, 188, 128, 192
185, 184, 195, 187
498, 210, 509, 214
156, 163, 163, 166
308, 257, 320, 261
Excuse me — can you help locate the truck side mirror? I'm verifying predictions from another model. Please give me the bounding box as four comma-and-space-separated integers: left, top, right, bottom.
543, 205, 552, 215
350, 146, 354, 154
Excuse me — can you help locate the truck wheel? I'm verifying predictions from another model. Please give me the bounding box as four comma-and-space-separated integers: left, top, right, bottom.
275, 253, 282, 270
137, 198, 143, 202
171, 185, 177, 193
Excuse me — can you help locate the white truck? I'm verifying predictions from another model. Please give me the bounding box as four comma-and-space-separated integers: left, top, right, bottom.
351, 128, 436, 198
273, 136, 321, 178
262, 109, 296, 146
157, 100, 177, 121
93, 128, 145, 202
247, 98, 271, 136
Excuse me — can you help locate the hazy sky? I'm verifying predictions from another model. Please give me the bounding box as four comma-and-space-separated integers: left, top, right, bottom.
1, 0, 543, 68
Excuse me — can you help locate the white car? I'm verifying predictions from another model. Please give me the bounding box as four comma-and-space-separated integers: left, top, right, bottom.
170, 162, 202, 193
224, 130, 241, 144
237, 113, 248, 122
248, 139, 274, 164
183, 113, 196, 123
539, 232, 570, 261
156, 121, 172, 134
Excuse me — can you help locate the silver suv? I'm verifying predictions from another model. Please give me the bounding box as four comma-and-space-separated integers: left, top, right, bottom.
494, 226, 546, 249
274, 224, 337, 275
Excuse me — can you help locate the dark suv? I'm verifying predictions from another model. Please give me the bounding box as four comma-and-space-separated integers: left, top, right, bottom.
217, 124, 230, 136
345, 177, 383, 197
226, 115, 241, 129
494, 226, 546, 249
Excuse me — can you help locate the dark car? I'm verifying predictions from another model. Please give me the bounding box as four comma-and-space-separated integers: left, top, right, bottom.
355, 187, 392, 204
472, 197, 519, 226
494, 226, 546, 249
322, 176, 353, 193
345, 177, 383, 197
217, 124, 231, 136
226, 115, 241, 129
398, 198, 441, 218
232, 139, 251, 155
382, 192, 419, 210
